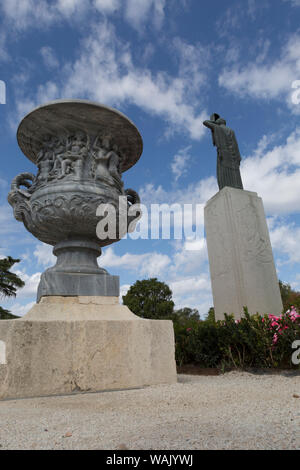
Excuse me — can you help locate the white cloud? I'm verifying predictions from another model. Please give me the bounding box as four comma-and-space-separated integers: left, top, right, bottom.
125, 0, 166, 30
241, 128, 300, 214
0, 0, 90, 31
169, 274, 213, 316
0, 30, 8, 61
137, 177, 216, 246
101, 246, 171, 277
0, 0, 167, 33
173, 37, 210, 92
290, 273, 300, 291
0, 204, 21, 235
101, 234, 211, 315
171, 146, 191, 181
56, 0, 88, 15
169, 276, 211, 297
34, 243, 55, 267
169, 240, 208, 276
40, 46, 59, 69
282, 0, 300, 6
120, 283, 130, 303
12, 270, 41, 298
94, 0, 120, 12
14, 21, 208, 140
139, 177, 217, 208
1, 0, 56, 30
184, 237, 207, 252
270, 222, 300, 264
218, 33, 300, 112
8, 301, 35, 317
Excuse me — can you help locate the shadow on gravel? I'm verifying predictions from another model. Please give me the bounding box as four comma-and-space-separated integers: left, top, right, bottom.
177, 364, 300, 378
243, 368, 300, 377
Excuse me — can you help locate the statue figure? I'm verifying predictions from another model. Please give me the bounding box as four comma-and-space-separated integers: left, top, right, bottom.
203, 113, 243, 191
106, 145, 123, 190
36, 136, 56, 184
91, 137, 123, 191
50, 137, 67, 178
58, 131, 88, 179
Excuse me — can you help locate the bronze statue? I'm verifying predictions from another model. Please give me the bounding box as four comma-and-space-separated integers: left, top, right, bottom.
203, 113, 243, 191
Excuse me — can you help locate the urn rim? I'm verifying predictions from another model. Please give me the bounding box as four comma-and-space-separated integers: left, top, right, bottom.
17, 99, 143, 173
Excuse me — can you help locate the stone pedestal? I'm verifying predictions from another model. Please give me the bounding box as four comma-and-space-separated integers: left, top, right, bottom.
0, 297, 177, 400
37, 240, 119, 302
204, 187, 283, 320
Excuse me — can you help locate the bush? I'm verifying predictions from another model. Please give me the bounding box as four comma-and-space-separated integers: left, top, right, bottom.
174, 307, 300, 370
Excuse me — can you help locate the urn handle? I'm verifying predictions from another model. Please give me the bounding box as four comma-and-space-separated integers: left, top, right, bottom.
125, 188, 142, 234
125, 188, 140, 206
10, 172, 35, 199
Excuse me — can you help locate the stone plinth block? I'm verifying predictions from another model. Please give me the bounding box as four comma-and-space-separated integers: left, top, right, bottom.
204, 187, 283, 320
0, 297, 177, 400
37, 271, 120, 302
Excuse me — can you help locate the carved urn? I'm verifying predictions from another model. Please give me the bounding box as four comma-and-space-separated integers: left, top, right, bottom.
8, 100, 142, 301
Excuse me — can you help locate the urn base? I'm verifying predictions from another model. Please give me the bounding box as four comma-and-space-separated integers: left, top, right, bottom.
37, 271, 120, 302
36, 239, 120, 302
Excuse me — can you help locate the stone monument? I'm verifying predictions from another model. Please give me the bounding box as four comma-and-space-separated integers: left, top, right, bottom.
203, 114, 283, 320
0, 100, 177, 399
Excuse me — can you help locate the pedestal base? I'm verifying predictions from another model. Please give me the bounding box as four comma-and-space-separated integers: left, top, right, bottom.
0, 297, 177, 400
204, 187, 283, 320
36, 240, 120, 302
37, 272, 119, 302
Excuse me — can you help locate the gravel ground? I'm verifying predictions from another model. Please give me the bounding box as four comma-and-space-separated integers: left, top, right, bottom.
0, 371, 299, 450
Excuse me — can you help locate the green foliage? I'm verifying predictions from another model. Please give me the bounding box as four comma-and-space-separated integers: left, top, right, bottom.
279, 280, 300, 312
176, 321, 222, 367
0, 307, 19, 320
123, 278, 300, 370
205, 307, 216, 324
122, 278, 174, 319
172, 307, 200, 324
175, 307, 300, 370
171, 308, 201, 366
0, 256, 25, 298
0, 256, 24, 319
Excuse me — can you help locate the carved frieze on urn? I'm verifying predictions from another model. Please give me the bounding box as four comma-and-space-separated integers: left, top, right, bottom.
8, 100, 143, 301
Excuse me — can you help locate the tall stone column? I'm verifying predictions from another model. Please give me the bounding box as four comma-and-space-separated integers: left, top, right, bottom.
204, 187, 283, 320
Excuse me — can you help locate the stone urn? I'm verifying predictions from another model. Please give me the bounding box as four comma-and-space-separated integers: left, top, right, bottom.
8, 100, 143, 300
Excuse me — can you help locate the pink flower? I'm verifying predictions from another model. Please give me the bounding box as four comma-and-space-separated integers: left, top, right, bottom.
273, 333, 278, 344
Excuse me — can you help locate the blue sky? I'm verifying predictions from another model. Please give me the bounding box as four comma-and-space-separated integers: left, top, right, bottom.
0, 0, 300, 317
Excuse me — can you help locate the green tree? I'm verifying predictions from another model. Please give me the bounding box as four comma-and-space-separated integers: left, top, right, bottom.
205, 307, 216, 323
173, 307, 200, 324
122, 278, 174, 319
279, 280, 300, 312
0, 256, 24, 319
0, 308, 19, 320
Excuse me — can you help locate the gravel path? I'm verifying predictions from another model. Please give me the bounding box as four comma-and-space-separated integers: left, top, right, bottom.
0, 371, 299, 450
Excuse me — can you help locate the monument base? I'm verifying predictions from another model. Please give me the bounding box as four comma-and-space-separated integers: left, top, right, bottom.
37, 271, 120, 302
0, 296, 177, 400
204, 187, 283, 321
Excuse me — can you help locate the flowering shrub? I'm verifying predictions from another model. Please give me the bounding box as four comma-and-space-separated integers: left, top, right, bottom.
174, 307, 300, 369
268, 307, 300, 344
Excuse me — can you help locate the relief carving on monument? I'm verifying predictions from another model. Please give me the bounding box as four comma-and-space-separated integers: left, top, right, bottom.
235, 202, 273, 264
91, 136, 124, 192
205, 202, 232, 278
